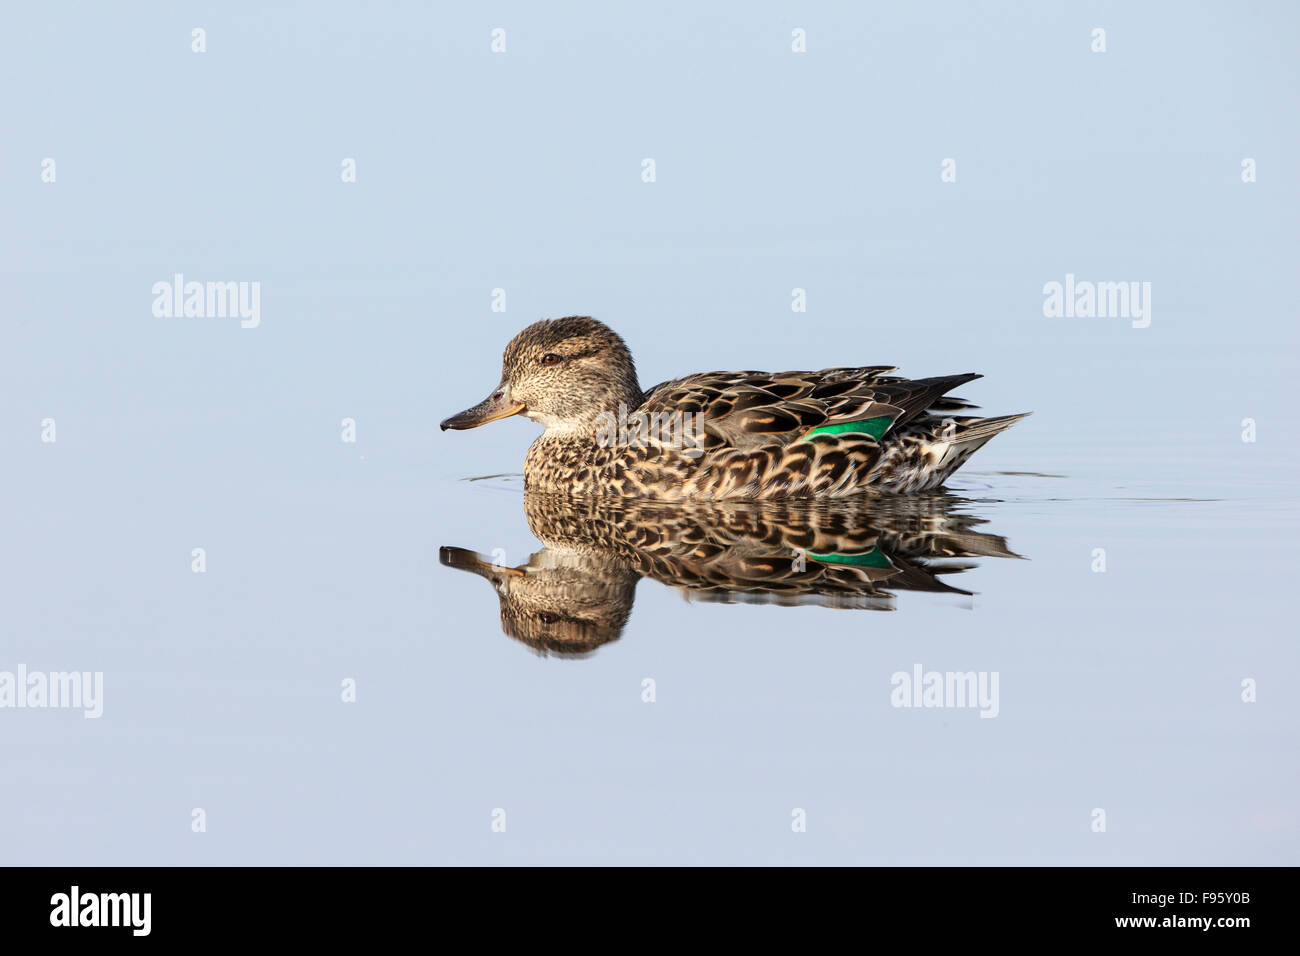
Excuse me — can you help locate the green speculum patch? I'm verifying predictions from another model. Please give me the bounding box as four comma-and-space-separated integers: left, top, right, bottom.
803, 416, 892, 441
805, 546, 892, 569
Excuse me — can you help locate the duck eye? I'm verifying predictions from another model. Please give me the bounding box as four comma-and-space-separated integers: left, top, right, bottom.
540, 353, 561, 366
539, 611, 559, 624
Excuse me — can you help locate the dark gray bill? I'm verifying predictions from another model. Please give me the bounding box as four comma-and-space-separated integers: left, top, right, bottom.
439, 386, 524, 431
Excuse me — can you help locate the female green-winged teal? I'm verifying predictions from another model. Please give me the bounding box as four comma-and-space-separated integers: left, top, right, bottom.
440, 316, 1028, 498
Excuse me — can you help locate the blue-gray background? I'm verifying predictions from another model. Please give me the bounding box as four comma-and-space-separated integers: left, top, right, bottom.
2, 1, 1296, 864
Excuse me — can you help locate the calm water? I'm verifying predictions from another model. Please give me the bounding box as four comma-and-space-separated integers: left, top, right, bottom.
6, 434, 1296, 864
3, 2, 1297, 865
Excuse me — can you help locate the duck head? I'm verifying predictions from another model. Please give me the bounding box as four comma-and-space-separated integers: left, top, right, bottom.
438, 545, 636, 657
440, 316, 643, 433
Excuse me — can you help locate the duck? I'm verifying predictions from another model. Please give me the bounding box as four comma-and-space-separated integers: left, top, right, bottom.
440, 492, 1022, 656
440, 316, 1028, 498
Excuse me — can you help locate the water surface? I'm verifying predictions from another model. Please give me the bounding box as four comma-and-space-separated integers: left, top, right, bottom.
2, 0, 1297, 866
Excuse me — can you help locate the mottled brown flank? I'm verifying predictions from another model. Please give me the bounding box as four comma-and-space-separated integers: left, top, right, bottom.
459, 317, 1028, 498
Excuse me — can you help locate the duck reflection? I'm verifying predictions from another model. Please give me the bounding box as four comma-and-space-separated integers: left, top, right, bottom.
440, 492, 1021, 658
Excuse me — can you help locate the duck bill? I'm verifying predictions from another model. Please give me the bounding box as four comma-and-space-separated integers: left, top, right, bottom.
439, 546, 526, 582
439, 386, 525, 431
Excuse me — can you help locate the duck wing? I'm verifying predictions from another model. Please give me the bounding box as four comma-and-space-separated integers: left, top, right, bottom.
638, 369, 982, 498
641, 368, 980, 451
